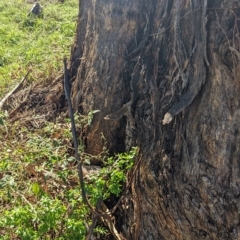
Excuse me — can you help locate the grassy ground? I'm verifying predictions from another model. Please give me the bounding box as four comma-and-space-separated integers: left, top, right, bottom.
0, 1, 137, 238
0, 0, 78, 96
0, 1, 90, 238
0, 110, 136, 239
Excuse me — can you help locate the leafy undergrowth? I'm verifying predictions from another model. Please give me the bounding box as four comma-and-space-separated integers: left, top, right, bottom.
0, 1, 138, 239
0, 111, 138, 239
0, 0, 78, 97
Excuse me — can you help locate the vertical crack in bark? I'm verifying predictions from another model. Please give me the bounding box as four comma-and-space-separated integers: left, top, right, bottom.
202, 0, 210, 67
162, 1, 209, 125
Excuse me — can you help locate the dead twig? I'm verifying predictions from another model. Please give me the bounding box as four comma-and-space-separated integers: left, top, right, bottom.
99, 201, 125, 240
9, 85, 33, 117
0, 70, 31, 111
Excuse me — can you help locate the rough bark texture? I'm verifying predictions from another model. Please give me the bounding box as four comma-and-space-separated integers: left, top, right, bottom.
70, 0, 240, 239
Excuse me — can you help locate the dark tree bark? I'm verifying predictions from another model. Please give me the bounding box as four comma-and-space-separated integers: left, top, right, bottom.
70, 0, 240, 239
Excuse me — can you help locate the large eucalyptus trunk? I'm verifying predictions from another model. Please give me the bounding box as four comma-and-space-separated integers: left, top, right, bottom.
69, 0, 240, 239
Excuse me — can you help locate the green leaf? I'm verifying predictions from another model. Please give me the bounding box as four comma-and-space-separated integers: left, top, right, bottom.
0, 118, 4, 125
31, 182, 40, 196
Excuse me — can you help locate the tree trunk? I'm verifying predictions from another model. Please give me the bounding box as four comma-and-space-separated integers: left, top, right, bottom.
70, 0, 240, 239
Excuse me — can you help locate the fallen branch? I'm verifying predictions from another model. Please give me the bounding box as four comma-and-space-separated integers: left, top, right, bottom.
0, 70, 31, 111
9, 85, 33, 117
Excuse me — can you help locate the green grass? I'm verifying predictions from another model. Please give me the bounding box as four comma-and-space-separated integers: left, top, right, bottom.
0, 0, 78, 96
0, 1, 138, 238
0, 118, 89, 239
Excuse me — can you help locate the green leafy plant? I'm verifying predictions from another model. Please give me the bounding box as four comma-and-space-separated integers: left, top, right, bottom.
0, 110, 138, 239
86, 147, 138, 204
